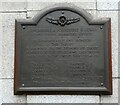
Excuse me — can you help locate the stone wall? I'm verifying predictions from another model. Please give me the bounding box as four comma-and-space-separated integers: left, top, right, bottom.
0, 0, 119, 104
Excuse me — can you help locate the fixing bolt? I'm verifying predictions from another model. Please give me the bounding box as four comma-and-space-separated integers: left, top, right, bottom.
100, 26, 103, 29
22, 26, 25, 29
101, 83, 103, 86
22, 84, 25, 86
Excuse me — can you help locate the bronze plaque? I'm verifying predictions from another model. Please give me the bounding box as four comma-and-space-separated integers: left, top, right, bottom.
14, 4, 112, 95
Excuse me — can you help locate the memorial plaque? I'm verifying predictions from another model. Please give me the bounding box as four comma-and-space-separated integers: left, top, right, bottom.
14, 4, 112, 95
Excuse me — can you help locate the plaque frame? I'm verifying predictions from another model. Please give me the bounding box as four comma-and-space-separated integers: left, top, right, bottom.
14, 3, 112, 95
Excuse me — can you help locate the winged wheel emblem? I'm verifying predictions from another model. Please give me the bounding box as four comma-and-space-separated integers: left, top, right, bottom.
46, 15, 80, 26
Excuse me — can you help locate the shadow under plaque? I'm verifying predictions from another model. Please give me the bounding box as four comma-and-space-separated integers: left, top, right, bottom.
14, 3, 112, 95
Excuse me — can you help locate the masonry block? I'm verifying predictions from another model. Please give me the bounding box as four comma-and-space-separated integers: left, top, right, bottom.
27, 95, 99, 103
27, 0, 96, 11
0, 79, 26, 104
0, 14, 2, 78
97, 0, 120, 10
0, 1, 27, 12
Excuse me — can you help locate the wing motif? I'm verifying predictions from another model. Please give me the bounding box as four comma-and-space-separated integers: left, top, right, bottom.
46, 17, 58, 25
66, 18, 80, 25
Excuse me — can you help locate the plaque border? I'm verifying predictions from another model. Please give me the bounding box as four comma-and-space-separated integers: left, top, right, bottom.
14, 3, 112, 95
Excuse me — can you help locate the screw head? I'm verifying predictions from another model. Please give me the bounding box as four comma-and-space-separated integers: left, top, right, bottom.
22, 26, 25, 29
101, 83, 103, 86
100, 26, 103, 29
22, 84, 24, 86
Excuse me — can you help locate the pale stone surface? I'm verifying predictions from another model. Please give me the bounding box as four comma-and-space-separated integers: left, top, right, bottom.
96, 11, 118, 78
27, 95, 99, 103
27, 10, 97, 21
0, 2, 2, 12
27, 0, 96, 11
0, 15, 1, 80
118, 52, 120, 78
118, 11, 120, 78
0, 79, 2, 105
0, 1, 27, 12
1, 13, 26, 78
97, 0, 120, 10
0, 79, 26, 104
101, 79, 118, 103
118, 79, 120, 104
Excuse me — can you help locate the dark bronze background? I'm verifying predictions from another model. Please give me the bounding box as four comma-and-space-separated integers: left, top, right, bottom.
14, 4, 112, 95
